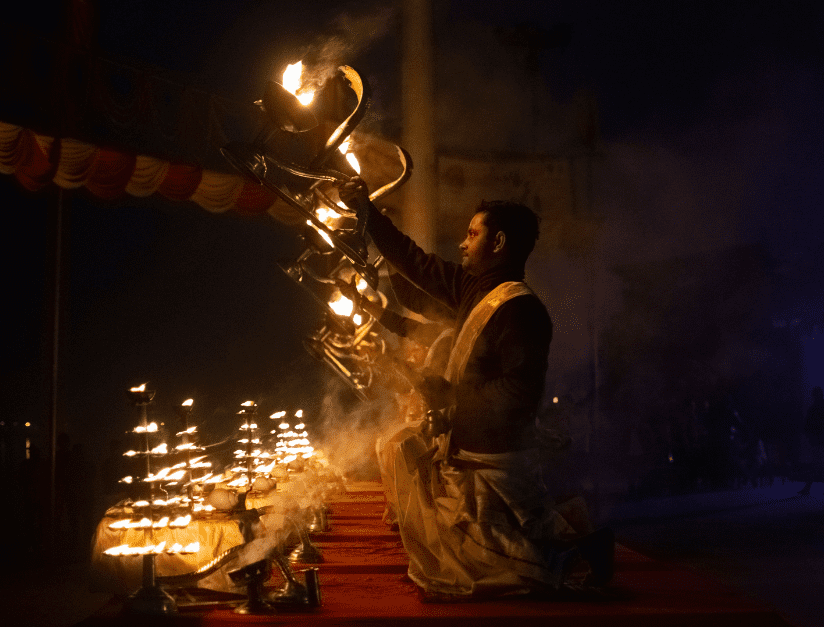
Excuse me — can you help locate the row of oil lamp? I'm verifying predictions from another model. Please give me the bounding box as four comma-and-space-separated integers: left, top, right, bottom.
103, 389, 327, 558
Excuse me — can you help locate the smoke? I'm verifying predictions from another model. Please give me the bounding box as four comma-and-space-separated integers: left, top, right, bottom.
301, 4, 397, 89
314, 374, 399, 480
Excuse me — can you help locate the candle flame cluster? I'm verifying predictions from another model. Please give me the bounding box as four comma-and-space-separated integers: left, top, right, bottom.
108, 514, 192, 530
104, 541, 200, 556
273, 414, 316, 462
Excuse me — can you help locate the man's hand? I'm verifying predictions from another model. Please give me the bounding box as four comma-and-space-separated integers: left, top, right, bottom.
338, 176, 370, 211
418, 371, 455, 410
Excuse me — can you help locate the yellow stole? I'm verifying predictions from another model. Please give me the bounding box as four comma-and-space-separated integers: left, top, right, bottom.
443, 281, 534, 385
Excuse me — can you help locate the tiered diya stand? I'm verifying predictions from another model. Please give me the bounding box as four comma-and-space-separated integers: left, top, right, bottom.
173, 399, 214, 513
104, 384, 199, 615
224, 401, 278, 494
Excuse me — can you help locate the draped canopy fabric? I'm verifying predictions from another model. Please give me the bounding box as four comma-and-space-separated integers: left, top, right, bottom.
0, 120, 303, 224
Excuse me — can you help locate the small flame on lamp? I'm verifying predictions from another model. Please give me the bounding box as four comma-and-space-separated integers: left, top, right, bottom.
329, 292, 354, 317
338, 140, 361, 173
306, 220, 335, 248
170, 514, 191, 528
282, 61, 314, 106
130, 384, 146, 393
316, 206, 341, 225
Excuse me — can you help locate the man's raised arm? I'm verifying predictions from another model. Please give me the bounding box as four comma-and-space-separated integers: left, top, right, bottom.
338, 178, 463, 312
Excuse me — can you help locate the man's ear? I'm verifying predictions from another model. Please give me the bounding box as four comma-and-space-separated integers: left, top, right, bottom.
493, 231, 506, 254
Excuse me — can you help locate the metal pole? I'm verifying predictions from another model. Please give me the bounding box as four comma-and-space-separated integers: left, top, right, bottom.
47, 186, 64, 557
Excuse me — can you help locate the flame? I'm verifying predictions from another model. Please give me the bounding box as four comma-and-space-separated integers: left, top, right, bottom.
338, 139, 361, 173
150, 443, 168, 455
345, 153, 361, 173
145, 467, 170, 482
282, 61, 314, 106
294, 423, 305, 430
108, 517, 154, 530
103, 541, 200, 557
315, 206, 342, 226
134, 422, 158, 434
353, 313, 363, 326
271, 411, 286, 419
279, 423, 290, 430
130, 384, 146, 393
306, 220, 335, 248
329, 292, 354, 317
241, 401, 255, 407
257, 460, 277, 474
295, 409, 303, 418
182, 399, 193, 407
104, 544, 132, 555
170, 514, 191, 528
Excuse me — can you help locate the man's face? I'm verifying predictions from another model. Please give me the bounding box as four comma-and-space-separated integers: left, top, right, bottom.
459, 212, 498, 275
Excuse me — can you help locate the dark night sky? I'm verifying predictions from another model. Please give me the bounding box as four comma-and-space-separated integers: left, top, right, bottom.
3, 1, 823, 458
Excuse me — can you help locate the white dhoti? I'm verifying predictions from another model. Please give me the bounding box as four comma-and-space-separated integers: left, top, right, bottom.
377, 420, 590, 598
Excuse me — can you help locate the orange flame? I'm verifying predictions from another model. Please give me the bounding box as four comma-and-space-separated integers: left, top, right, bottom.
282, 62, 314, 106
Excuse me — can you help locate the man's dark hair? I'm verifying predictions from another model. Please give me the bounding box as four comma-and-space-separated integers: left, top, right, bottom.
475, 200, 541, 265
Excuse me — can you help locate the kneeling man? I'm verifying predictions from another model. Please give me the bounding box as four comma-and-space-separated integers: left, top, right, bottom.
341, 180, 610, 598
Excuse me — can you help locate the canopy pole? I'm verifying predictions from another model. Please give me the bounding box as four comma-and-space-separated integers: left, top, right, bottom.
47, 186, 64, 558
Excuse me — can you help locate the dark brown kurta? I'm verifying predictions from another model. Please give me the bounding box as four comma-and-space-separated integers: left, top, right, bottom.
366, 204, 552, 453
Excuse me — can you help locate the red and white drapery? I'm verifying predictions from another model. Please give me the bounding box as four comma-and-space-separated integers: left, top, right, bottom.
0, 120, 303, 224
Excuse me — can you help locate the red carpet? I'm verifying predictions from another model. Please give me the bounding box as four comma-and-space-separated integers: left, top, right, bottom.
78, 482, 793, 626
